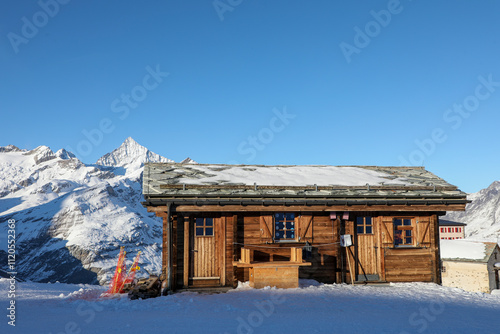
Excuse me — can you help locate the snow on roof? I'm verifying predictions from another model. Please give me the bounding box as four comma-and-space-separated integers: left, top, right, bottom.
172, 165, 409, 187
143, 163, 467, 200
439, 219, 466, 226
440, 239, 497, 262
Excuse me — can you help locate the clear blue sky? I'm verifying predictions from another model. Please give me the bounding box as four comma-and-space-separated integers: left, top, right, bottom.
1, 0, 499, 193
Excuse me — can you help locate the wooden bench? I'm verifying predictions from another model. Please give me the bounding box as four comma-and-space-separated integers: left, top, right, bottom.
233, 247, 311, 288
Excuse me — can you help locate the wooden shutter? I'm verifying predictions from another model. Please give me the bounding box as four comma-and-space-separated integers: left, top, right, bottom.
260, 215, 273, 243
416, 217, 431, 247
298, 215, 313, 242
381, 217, 394, 247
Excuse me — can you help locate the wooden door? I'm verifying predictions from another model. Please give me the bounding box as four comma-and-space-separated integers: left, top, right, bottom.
189, 217, 223, 287
355, 216, 380, 281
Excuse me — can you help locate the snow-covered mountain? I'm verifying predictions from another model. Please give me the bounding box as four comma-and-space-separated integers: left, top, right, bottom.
444, 181, 500, 242
0, 137, 184, 285
97, 137, 173, 169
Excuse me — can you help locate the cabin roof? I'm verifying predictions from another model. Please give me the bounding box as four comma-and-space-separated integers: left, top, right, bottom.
439, 219, 467, 226
143, 163, 467, 206
440, 240, 499, 263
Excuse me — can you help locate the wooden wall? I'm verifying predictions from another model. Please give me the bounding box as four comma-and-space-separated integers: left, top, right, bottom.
299, 214, 340, 283
161, 209, 441, 290
233, 213, 340, 284
384, 248, 433, 282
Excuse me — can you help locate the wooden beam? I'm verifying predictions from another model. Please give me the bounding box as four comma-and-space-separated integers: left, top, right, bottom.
221, 216, 226, 287
183, 217, 189, 288
431, 214, 441, 284
171, 204, 466, 213
172, 213, 178, 289
162, 216, 168, 279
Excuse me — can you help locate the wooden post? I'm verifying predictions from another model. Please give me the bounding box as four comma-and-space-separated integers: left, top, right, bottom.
162, 216, 168, 279
172, 213, 178, 289
183, 216, 189, 288
431, 214, 441, 284
221, 216, 226, 287
241, 248, 251, 263
340, 218, 346, 283
347, 245, 354, 285
166, 203, 172, 292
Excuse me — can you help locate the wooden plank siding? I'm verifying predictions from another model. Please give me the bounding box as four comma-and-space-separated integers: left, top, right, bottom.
384, 253, 433, 282
193, 237, 217, 277
225, 215, 236, 287
356, 234, 377, 277
154, 208, 442, 290
299, 215, 339, 284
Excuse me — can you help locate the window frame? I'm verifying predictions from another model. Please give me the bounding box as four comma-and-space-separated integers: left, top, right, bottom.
393, 217, 416, 248
356, 216, 373, 235
273, 213, 297, 242
195, 217, 214, 237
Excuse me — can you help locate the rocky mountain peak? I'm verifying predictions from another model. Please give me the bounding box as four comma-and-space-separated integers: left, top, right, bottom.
55, 148, 76, 160
444, 180, 500, 241
0, 144, 24, 153
96, 137, 173, 168
24, 145, 56, 164
180, 157, 198, 164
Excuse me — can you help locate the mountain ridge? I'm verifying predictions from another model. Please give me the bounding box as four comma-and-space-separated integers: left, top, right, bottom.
0, 137, 177, 284
444, 180, 500, 241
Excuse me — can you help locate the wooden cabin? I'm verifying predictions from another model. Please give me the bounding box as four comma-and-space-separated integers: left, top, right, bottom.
141, 164, 468, 292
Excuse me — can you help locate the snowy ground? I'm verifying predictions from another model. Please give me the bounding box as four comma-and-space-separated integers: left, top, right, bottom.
2, 279, 500, 334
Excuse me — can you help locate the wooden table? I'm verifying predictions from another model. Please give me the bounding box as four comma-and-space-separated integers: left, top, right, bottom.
233, 247, 311, 288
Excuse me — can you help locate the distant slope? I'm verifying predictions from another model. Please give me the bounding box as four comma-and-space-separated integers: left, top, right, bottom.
0, 138, 175, 284
444, 181, 500, 241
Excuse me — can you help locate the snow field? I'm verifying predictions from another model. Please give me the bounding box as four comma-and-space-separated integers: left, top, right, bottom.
2, 279, 500, 334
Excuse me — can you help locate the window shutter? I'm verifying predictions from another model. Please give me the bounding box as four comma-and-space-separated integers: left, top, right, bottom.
381, 218, 394, 246
416, 217, 431, 247
298, 215, 313, 242
260, 215, 273, 243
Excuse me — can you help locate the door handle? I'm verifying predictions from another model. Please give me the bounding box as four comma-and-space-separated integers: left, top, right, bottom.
191, 250, 198, 252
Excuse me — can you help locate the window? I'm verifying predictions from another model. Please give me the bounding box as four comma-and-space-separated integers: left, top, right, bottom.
393, 218, 414, 247
195, 217, 214, 237
356, 217, 373, 234
274, 213, 295, 241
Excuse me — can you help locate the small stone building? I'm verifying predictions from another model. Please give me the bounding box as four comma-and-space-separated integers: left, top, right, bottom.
441, 239, 500, 293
